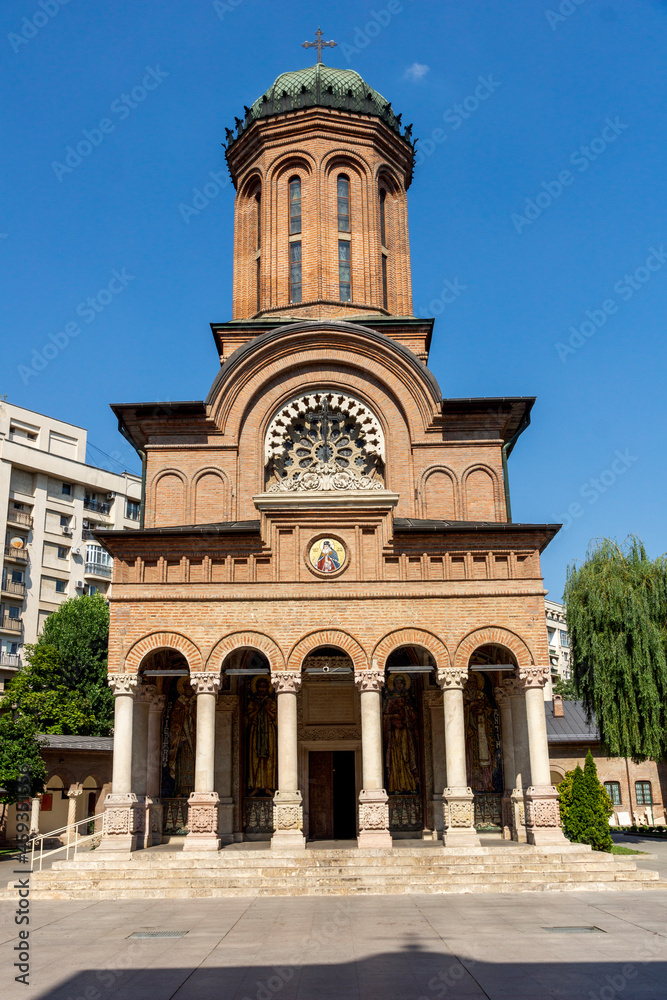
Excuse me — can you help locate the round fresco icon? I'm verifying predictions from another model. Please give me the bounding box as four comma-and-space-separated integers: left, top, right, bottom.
309, 537, 346, 574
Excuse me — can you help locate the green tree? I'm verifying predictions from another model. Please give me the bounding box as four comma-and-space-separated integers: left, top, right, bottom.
558, 752, 613, 852
553, 675, 579, 700
563, 537, 667, 761
0, 711, 47, 812
1, 645, 96, 735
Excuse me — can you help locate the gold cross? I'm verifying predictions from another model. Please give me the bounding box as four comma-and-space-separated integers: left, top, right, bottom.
302, 27, 336, 63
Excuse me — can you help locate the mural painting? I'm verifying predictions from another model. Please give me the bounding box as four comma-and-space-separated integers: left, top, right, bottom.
160, 676, 197, 834
242, 675, 277, 833
383, 673, 423, 831
464, 672, 503, 828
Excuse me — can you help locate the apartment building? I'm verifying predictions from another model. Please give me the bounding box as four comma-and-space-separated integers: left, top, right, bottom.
545, 597, 571, 692
0, 401, 141, 690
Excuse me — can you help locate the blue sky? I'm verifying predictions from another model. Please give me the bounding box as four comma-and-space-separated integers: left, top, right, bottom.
2, 0, 667, 600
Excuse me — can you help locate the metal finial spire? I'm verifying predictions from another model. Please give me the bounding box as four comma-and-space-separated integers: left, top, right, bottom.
302, 27, 336, 63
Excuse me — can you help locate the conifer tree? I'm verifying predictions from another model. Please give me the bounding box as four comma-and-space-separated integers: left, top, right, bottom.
558, 752, 613, 852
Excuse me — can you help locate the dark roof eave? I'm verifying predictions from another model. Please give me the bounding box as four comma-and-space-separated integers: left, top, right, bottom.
93, 520, 261, 541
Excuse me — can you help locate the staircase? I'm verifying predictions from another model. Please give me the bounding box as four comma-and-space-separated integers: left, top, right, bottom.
7, 843, 666, 899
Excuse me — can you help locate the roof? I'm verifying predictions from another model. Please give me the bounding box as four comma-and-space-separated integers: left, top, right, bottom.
545, 700, 598, 743
226, 63, 413, 150
37, 734, 113, 752
95, 520, 261, 541
395, 518, 560, 552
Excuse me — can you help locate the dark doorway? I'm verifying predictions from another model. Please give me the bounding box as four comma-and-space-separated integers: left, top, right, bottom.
308, 750, 356, 840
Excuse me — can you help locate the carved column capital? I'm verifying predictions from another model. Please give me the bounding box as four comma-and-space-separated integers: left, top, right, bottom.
67, 783, 83, 799
271, 671, 302, 695
148, 690, 167, 712
189, 672, 222, 696
108, 673, 138, 696
436, 667, 468, 691
134, 683, 158, 705
499, 676, 522, 698
517, 665, 549, 689
354, 669, 385, 693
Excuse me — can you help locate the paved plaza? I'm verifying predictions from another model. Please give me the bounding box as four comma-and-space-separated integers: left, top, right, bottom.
2, 883, 666, 1000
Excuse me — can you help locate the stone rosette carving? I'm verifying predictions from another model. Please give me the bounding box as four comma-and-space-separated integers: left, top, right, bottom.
354, 669, 385, 693
358, 795, 390, 832
189, 672, 222, 696
272, 791, 304, 832
271, 671, 302, 695
517, 665, 550, 689
436, 668, 468, 691
108, 674, 138, 696
265, 391, 385, 463
524, 785, 561, 828
442, 788, 475, 829
102, 793, 140, 836
186, 792, 220, 836
268, 464, 383, 493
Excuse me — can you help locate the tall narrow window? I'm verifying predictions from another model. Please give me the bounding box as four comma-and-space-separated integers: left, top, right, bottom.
381, 254, 388, 310
379, 188, 387, 246
289, 177, 301, 234
635, 781, 653, 805
290, 242, 302, 302
256, 257, 261, 312
338, 240, 351, 302
337, 175, 350, 232
255, 193, 261, 249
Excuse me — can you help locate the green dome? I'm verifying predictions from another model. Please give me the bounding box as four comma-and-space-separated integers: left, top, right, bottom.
225, 63, 413, 147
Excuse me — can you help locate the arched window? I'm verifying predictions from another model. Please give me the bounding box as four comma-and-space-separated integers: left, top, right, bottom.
337, 175, 350, 232
338, 240, 351, 302
290, 242, 302, 303
255, 192, 261, 249
379, 188, 387, 246
379, 188, 388, 309
255, 190, 261, 311
289, 177, 301, 234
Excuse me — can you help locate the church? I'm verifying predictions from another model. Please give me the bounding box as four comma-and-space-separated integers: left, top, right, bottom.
96, 49, 567, 856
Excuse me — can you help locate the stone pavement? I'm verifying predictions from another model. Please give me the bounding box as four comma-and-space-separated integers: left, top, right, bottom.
612, 832, 667, 879
2, 889, 666, 999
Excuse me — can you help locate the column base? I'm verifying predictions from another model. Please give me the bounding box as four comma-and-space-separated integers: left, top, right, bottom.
442, 787, 480, 848
271, 791, 305, 850
357, 789, 391, 849
98, 793, 140, 853
184, 792, 220, 852
524, 785, 567, 845
511, 789, 527, 843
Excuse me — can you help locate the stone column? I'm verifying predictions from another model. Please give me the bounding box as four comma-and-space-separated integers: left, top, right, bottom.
271, 671, 305, 850
29, 794, 42, 837
131, 685, 152, 848
184, 672, 222, 851
438, 668, 480, 847
355, 670, 391, 849
66, 783, 83, 844
508, 679, 530, 842
145, 688, 166, 847
519, 665, 566, 845
215, 695, 237, 845
494, 683, 516, 840
100, 674, 139, 852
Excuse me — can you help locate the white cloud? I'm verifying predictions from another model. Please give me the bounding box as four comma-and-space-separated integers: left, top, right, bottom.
404, 62, 430, 82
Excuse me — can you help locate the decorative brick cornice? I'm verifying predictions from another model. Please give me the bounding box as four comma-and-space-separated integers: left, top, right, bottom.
354, 669, 385, 693
271, 671, 302, 695
108, 674, 138, 696
189, 672, 222, 696
436, 668, 468, 691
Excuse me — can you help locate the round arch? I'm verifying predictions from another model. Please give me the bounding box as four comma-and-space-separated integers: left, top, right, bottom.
372, 628, 450, 671
287, 629, 368, 673
453, 626, 534, 673
125, 632, 203, 675
207, 630, 285, 673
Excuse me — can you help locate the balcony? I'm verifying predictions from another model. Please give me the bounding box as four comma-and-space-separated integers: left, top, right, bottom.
4, 544, 28, 563
0, 615, 22, 633
7, 510, 33, 528
0, 652, 21, 669
84, 561, 112, 579
1, 579, 26, 598
84, 498, 110, 516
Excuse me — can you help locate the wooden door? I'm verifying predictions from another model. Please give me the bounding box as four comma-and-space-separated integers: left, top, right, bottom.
309, 751, 334, 839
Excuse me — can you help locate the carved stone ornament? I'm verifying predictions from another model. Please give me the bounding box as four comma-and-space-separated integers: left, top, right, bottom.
66, 783, 83, 799
500, 677, 522, 698
442, 788, 475, 829
518, 665, 550, 689
354, 669, 385, 693
188, 806, 218, 834
134, 683, 158, 704
268, 465, 384, 493
524, 785, 561, 828
273, 791, 304, 832
148, 691, 167, 712
271, 671, 302, 695
102, 793, 140, 836
189, 672, 222, 696
436, 668, 468, 691
108, 674, 138, 696
358, 792, 390, 832
265, 391, 385, 462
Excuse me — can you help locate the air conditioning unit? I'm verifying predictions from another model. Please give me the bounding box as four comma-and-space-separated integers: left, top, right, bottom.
106, 492, 116, 499
72, 547, 81, 555
75, 580, 85, 589
62, 526, 73, 536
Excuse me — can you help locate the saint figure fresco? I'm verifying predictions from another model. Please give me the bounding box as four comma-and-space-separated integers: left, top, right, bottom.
383, 673, 420, 794
309, 538, 345, 573
161, 677, 196, 798
245, 675, 277, 796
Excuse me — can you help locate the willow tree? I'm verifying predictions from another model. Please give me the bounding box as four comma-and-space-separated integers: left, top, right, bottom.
564, 537, 667, 761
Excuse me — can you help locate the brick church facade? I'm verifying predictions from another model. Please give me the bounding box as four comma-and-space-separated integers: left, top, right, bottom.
97, 61, 566, 853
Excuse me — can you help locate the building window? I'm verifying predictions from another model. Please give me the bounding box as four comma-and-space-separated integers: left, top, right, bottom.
7, 606, 20, 619
86, 545, 112, 567
255, 193, 261, 249
604, 781, 621, 805
125, 500, 140, 521
290, 241, 302, 303
256, 257, 261, 313
338, 240, 351, 302
61, 483, 72, 496
337, 175, 350, 232
289, 177, 301, 235
55, 580, 67, 594
635, 781, 653, 806
379, 188, 387, 246
381, 254, 388, 310
560, 630, 569, 647
57, 546, 68, 559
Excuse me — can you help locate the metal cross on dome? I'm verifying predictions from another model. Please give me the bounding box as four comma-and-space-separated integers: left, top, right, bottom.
302, 27, 336, 63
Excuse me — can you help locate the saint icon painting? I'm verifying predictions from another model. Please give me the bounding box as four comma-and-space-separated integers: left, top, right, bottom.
309, 537, 345, 573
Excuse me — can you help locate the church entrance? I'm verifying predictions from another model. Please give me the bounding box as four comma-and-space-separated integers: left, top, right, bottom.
308, 751, 356, 840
